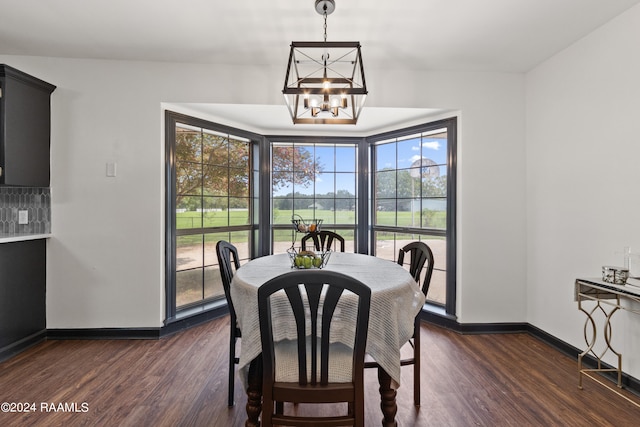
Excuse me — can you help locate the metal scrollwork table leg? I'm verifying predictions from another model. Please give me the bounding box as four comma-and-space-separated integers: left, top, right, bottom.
577, 296, 622, 390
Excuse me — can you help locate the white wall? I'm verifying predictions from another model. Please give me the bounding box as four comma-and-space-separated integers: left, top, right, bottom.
526, 3, 640, 377
0, 54, 526, 328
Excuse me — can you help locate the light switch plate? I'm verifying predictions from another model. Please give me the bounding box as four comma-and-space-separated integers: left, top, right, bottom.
106, 162, 117, 177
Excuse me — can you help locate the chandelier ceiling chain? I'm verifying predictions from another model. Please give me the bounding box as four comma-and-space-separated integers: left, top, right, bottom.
282, 0, 368, 125
323, 8, 327, 42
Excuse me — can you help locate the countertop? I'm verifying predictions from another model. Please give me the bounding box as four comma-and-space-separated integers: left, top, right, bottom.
0, 234, 51, 244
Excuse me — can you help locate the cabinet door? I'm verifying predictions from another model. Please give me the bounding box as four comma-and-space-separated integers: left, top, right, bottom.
0, 65, 55, 187
1, 74, 52, 186
0, 240, 46, 350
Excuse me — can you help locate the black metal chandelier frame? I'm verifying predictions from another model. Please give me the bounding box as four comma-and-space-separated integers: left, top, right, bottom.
282, 1, 368, 125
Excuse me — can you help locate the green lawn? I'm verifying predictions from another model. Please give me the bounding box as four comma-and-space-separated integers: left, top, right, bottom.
176, 208, 445, 243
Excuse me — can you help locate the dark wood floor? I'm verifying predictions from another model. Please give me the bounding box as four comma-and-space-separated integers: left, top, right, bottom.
1, 317, 639, 426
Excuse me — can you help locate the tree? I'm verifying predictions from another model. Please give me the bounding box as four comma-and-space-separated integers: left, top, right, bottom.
174, 130, 321, 207
375, 168, 414, 199
272, 145, 322, 191
375, 167, 447, 204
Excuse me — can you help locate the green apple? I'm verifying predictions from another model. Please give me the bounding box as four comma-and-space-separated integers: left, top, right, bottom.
303, 256, 312, 269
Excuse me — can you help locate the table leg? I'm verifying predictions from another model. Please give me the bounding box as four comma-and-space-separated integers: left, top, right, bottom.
378, 367, 397, 427
245, 356, 262, 427
577, 297, 622, 389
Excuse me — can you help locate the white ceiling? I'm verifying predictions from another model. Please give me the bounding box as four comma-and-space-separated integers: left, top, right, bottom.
2, 0, 638, 133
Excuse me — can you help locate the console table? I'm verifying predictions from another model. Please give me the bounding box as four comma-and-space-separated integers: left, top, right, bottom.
574, 278, 640, 407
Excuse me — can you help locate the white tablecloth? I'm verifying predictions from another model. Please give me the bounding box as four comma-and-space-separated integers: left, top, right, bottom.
230, 252, 425, 387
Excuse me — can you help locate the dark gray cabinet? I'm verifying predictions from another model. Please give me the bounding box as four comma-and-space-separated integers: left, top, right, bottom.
0, 239, 46, 361
0, 65, 56, 186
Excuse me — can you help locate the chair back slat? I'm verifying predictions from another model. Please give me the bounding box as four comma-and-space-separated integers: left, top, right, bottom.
282, 285, 309, 384
319, 285, 345, 383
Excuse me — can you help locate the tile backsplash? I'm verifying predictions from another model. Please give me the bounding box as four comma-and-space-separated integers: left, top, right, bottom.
0, 187, 51, 236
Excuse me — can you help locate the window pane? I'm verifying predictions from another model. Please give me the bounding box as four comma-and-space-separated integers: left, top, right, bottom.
204, 266, 223, 300
427, 269, 446, 305
229, 198, 250, 225
272, 144, 294, 172
203, 197, 228, 227
335, 204, 356, 224
229, 167, 249, 197
177, 235, 203, 271
336, 172, 355, 195
422, 131, 448, 165
315, 200, 335, 223
294, 145, 314, 170
316, 173, 335, 196
229, 137, 250, 168
273, 201, 293, 224
294, 172, 314, 197
421, 198, 447, 229
396, 170, 414, 198
273, 228, 296, 254
374, 231, 397, 261
176, 269, 203, 307
422, 174, 447, 197
376, 143, 396, 171
375, 201, 396, 226
229, 231, 251, 260
315, 145, 334, 172
176, 198, 202, 229
176, 125, 202, 163
203, 163, 228, 196
202, 134, 228, 166
375, 170, 396, 199
335, 146, 356, 172
204, 232, 229, 266
273, 171, 293, 196
397, 200, 420, 227
176, 161, 202, 196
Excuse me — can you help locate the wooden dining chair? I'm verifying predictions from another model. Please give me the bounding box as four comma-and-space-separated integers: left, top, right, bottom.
301, 230, 345, 252
364, 241, 434, 406
257, 270, 371, 427
215, 240, 242, 407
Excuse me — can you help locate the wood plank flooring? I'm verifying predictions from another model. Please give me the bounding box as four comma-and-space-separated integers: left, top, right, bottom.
1, 318, 639, 426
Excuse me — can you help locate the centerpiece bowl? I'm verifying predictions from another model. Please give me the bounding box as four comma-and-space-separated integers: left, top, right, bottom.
287, 247, 332, 269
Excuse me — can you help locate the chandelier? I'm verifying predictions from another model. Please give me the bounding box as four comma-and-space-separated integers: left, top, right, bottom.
283, 0, 368, 125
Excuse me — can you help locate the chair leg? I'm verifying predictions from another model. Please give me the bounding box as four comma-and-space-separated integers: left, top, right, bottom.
413, 322, 420, 406
228, 335, 236, 407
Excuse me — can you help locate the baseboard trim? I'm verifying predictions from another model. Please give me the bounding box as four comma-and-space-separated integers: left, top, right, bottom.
0, 330, 47, 362
47, 327, 162, 340
47, 305, 230, 340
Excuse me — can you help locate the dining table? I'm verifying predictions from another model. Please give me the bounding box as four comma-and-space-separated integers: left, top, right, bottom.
230, 251, 425, 427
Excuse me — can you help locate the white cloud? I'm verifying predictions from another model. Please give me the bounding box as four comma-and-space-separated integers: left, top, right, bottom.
423, 141, 440, 150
